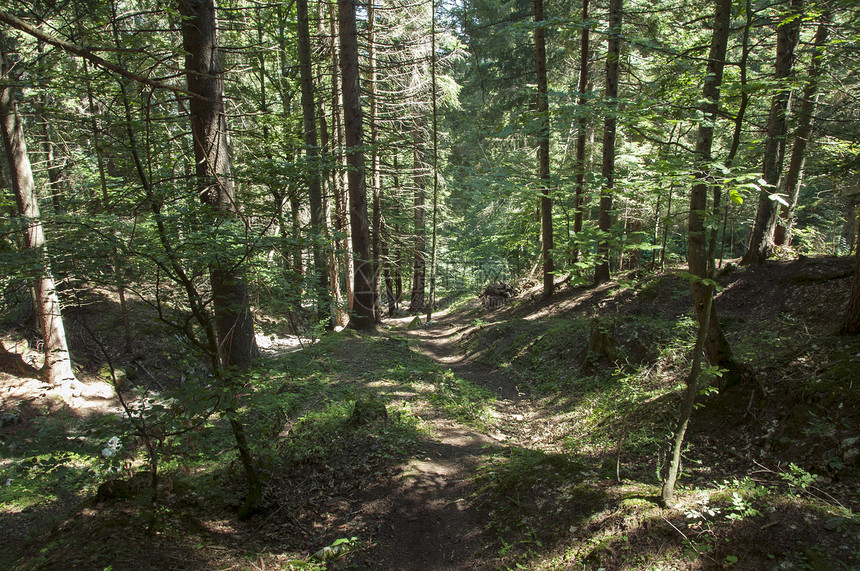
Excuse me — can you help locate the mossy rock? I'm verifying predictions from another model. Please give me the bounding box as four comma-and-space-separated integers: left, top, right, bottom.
97, 363, 127, 387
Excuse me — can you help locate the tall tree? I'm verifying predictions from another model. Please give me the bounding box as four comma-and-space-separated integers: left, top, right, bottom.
427, 0, 441, 322
368, 0, 383, 322
179, 0, 261, 519
534, 0, 554, 297
338, 0, 375, 329
572, 0, 591, 265
662, 0, 733, 508
179, 0, 257, 370
1, 41, 77, 390
741, 0, 803, 265
297, 0, 331, 326
594, 0, 621, 285
410, 124, 426, 312
774, 11, 830, 247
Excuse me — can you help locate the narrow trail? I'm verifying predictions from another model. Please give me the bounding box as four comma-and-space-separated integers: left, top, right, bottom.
399, 308, 571, 454
352, 306, 556, 569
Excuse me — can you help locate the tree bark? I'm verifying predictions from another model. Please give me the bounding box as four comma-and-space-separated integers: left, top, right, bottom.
594, 0, 621, 285
410, 125, 426, 313
179, 0, 257, 370
368, 0, 383, 322
427, 0, 441, 322
338, 0, 375, 330
774, 12, 829, 247
741, 0, 803, 265
534, 0, 554, 298
572, 0, 591, 265
0, 45, 76, 389
663, 0, 734, 508
330, 2, 353, 322
840, 210, 860, 335
688, 0, 746, 389
298, 0, 332, 327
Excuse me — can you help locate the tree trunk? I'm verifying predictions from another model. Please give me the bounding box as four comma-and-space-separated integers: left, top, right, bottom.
180, 0, 257, 370
687, 0, 746, 389
572, 0, 591, 265
1, 44, 76, 389
382, 237, 397, 316
840, 202, 860, 334
368, 1, 383, 322
594, 0, 621, 285
775, 12, 829, 247
179, 0, 260, 518
318, 78, 346, 326
741, 0, 802, 265
38, 98, 64, 214
427, 0, 441, 321
410, 125, 426, 313
663, 0, 733, 508
338, 0, 375, 330
330, 2, 353, 321
534, 0, 554, 298
298, 0, 331, 327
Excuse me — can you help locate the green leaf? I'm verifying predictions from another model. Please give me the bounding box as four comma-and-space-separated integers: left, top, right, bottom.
730, 190, 743, 205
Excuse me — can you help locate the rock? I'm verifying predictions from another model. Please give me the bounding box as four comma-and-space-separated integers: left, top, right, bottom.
479, 282, 517, 310
98, 363, 127, 388
0, 410, 21, 427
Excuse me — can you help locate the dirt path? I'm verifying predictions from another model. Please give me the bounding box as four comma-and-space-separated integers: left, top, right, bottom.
400, 309, 568, 453
342, 307, 549, 569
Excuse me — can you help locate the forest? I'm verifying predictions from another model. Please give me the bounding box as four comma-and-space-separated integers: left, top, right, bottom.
1, 0, 859, 568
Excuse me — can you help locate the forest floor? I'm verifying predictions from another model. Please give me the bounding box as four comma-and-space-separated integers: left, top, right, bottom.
1, 255, 859, 570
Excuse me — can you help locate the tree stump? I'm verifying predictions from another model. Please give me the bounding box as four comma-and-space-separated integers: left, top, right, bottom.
583, 317, 616, 372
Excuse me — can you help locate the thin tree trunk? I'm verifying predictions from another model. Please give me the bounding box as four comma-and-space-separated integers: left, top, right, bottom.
330, 2, 353, 318
298, 0, 331, 327
741, 0, 802, 265
839, 228, 860, 335
719, 0, 753, 267
338, 0, 375, 330
594, 0, 621, 285
427, 0, 440, 321
82, 52, 132, 353
1, 45, 76, 389
663, 0, 733, 508
317, 6, 346, 326
382, 236, 396, 316
368, 0, 383, 322
662, 282, 713, 507
395, 222, 404, 308
687, 0, 746, 389
38, 97, 64, 214
775, 12, 829, 247
534, 0, 554, 298
572, 0, 591, 265
410, 125, 426, 312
